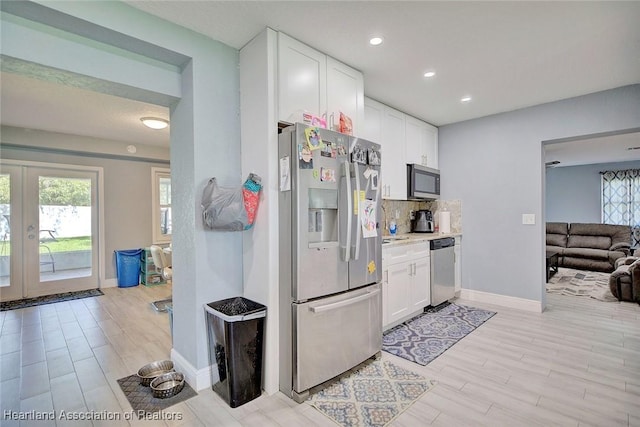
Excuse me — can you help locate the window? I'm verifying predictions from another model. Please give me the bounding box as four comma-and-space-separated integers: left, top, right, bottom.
152, 167, 171, 244
601, 168, 640, 227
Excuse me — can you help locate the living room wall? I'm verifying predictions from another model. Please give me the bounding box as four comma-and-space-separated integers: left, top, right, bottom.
439, 84, 640, 308
546, 160, 640, 223
0, 126, 170, 283
5, 0, 242, 388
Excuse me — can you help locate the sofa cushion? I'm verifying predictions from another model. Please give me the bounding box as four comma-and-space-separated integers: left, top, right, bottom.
546, 222, 568, 247
567, 235, 611, 250
568, 223, 631, 249
563, 247, 609, 260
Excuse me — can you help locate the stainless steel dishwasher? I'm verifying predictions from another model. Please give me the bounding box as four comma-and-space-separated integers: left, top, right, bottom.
430, 237, 456, 306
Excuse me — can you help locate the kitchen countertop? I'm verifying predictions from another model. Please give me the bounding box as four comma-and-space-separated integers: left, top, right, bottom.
381, 232, 462, 247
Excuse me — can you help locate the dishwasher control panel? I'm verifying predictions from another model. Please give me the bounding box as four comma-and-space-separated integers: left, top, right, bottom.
430, 237, 455, 250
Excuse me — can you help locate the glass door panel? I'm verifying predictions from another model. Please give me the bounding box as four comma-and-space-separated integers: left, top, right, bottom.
0, 165, 24, 302
25, 168, 98, 297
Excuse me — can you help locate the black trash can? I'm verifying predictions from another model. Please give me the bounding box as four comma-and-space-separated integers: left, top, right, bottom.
204, 297, 266, 408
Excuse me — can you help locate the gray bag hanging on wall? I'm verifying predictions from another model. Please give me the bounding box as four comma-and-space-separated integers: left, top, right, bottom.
201, 173, 262, 231
201, 177, 248, 231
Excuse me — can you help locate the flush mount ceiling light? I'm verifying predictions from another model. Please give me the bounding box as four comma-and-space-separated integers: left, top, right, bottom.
423, 71, 436, 78
140, 117, 169, 130
369, 36, 383, 46
460, 96, 472, 103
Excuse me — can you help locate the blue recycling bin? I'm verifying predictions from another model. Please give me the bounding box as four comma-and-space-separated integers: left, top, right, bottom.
115, 249, 143, 287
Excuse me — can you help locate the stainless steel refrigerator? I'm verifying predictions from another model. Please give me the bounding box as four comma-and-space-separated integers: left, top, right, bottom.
278, 123, 383, 402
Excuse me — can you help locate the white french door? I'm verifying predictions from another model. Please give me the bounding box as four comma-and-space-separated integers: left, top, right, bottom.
0, 162, 100, 302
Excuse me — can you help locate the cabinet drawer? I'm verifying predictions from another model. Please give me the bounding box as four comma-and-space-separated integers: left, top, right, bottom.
383, 241, 429, 264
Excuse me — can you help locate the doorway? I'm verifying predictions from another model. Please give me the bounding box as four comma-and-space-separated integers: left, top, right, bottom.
0, 161, 101, 302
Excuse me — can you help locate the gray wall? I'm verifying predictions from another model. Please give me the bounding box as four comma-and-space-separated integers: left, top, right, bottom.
5, 1, 242, 380
439, 84, 640, 305
545, 160, 640, 223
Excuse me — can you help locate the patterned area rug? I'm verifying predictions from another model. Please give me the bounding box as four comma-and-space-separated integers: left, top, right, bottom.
382, 303, 496, 366
546, 267, 616, 302
308, 360, 436, 427
117, 374, 197, 419
0, 289, 103, 311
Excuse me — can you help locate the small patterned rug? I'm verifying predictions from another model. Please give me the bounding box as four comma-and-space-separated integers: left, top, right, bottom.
382, 303, 496, 366
546, 267, 616, 302
308, 360, 436, 427
0, 288, 103, 311
117, 374, 197, 419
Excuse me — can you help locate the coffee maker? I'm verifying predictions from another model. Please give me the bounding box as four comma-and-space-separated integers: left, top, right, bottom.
412, 210, 434, 233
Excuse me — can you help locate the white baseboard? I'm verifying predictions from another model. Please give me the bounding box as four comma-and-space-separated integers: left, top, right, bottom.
101, 278, 117, 288
459, 289, 542, 313
171, 348, 216, 392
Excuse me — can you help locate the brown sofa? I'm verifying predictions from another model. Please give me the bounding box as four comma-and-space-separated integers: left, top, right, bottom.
546, 222, 631, 272
609, 257, 640, 302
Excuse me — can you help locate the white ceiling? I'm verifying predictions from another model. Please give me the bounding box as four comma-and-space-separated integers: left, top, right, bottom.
2, 1, 640, 165
1, 73, 170, 147
545, 131, 640, 168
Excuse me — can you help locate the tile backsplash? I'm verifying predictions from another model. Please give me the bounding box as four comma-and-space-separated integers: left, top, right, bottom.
381, 199, 462, 235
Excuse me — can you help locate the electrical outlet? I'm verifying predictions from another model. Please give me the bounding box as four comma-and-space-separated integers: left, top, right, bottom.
522, 214, 535, 225
395, 209, 400, 219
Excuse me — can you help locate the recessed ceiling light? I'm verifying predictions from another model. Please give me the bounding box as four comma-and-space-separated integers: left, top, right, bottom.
141, 117, 169, 130
423, 71, 436, 78
369, 37, 383, 46
460, 96, 472, 103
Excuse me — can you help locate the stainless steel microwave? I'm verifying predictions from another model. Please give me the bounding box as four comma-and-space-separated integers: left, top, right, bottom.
407, 164, 440, 200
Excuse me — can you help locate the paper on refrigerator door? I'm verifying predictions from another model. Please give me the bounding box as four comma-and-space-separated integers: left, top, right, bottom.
359, 199, 377, 238
279, 156, 290, 191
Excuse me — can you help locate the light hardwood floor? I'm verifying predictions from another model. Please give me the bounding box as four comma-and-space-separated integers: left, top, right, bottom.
1, 283, 639, 426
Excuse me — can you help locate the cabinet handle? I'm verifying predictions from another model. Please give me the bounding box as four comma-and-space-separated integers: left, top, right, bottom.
384, 270, 388, 284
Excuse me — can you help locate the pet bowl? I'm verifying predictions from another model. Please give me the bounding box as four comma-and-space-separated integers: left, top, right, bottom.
150, 372, 185, 399
137, 360, 174, 386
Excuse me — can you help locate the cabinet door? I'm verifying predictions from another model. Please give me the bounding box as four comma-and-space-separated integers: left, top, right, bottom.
326, 57, 364, 135
382, 106, 406, 200
278, 33, 326, 124
425, 123, 438, 169
405, 115, 428, 166
362, 97, 384, 143
411, 256, 431, 310
385, 262, 411, 326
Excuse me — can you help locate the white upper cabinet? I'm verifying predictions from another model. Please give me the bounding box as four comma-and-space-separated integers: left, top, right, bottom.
382, 106, 407, 200
326, 57, 364, 134
425, 123, 438, 169
364, 96, 439, 199
277, 33, 363, 135
278, 33, 327, 124
362, 97, 385, 143
405, 116, 439, 169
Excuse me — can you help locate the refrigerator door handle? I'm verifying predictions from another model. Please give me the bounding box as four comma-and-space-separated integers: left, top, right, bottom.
309, 288, 381, 313
353, 162, 361, 260
343, 160, 352, 262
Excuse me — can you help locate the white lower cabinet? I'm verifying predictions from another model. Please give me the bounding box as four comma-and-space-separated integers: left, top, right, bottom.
382, 242, 430, 330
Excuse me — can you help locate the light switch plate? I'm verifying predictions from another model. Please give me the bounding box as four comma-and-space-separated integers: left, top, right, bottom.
522, 214, 536, 225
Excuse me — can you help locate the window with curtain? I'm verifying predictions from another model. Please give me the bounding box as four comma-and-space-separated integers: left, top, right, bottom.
601, 168, 640, 228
